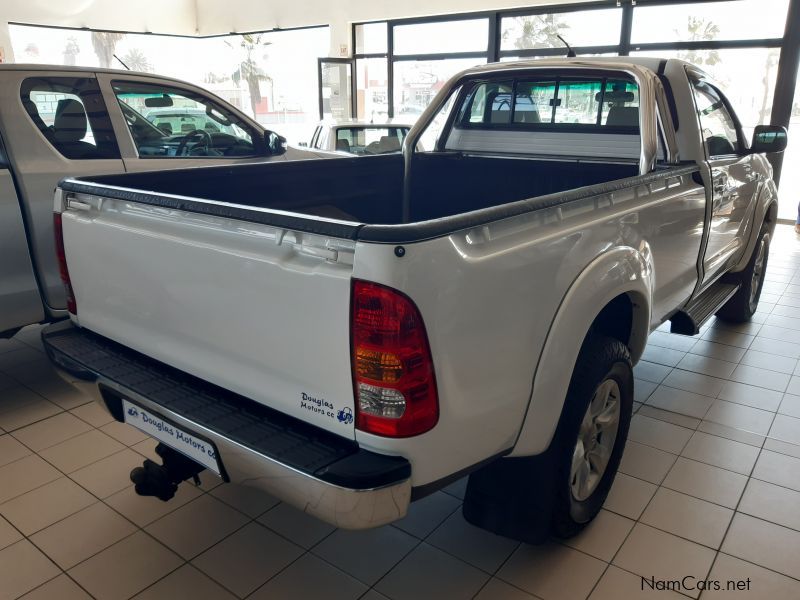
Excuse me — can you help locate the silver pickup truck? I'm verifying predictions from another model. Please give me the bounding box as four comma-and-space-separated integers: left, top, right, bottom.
0, 64, 322, 339
43, 58, 787, 543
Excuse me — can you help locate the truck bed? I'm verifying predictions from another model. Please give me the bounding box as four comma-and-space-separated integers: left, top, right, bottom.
61, 153, 639, 229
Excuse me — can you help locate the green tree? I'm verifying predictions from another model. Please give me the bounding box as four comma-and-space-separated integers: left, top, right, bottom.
228, 34, 272, 117
121, 48, 153, 73
63, 37, 79, 66
91, 31, 125, 69
677, 17, 720, 67
502, 15, 569, 51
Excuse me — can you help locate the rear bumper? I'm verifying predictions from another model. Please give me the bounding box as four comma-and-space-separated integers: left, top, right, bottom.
42, 321, 411, 529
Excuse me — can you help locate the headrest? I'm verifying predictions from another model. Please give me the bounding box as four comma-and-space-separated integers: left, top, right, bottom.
606, 106, 639, 127
595, 90, 636, 103
53, 98, 88, 143
336, 138, 350, 151
378, 135, 401, 152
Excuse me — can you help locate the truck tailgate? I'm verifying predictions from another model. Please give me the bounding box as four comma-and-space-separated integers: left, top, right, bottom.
60, 194, 358, 439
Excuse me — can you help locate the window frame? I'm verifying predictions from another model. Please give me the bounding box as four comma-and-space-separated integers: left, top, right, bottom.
686, 68, 747, 159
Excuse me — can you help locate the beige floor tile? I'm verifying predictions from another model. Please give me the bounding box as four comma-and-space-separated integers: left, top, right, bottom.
628, 412, 692, 454
0, 515, 22, 551
497, 542, 606, 600
768, 413, 800, 445
730, 364, 791, 392
0, 347, 46, 371
30, 502, 136, 569
312, 526, 417, 585
741, 349, 798, 374
718, 381, 784, 411
251, 553, 366, 600
69, 449, 146, 499
613, 524, 716, 599
133, 564, 236, 600
144, 494, 248, 560
257, 502, 335, 549
474, 578, 540, 599
442, 476, 468, 500
663, 457, 747, 508
0, 539, 60, 600
689, 340, 747, 363
648, 331, 697, 352
603, 472, 657, 520
633, 361, 671, 384
427, 509, 519, 573
209, 482, 280, 518
24, 378, 90, 411
0, 397, 62, 432
644, 386, 713, 420
721, 513, 800, 579
675, 353, 737, 379
104, 482, 203, 528
634, 379, 658, 404
0, 433, 31, 467
392, 490, 461, 539
377, 542, 490, 600
11, 412, 92, 452
99, 421, 149, 446
69, 402, 114, 428
131, 438, 159, 462
589, 565, 686, 599
778, 392, 800, 418
0, 454, 61, 504
191, 522, 303, 597
628, 414, 694, 454
636, 404, 701, 430
618, 441, 677, 484
704, 399, 775, 436
19, 574, 92, 600
700, 328, 754, 349
640, 487, 733, 548
739, 478, 800, 531
641, 345, 685, 367
680, 431, 760, 475
749, 336, 800, 359
697, 420, 766, 447
763, 436, 800, 459
662, 369, 726, 398
39, 429, 125, 474
0, 372, 17, 392
68, 531, 182, 600
562, 509, 634, 562
0, 477, 95, 536
703, 553, 800, 599
752, 449, 800, 492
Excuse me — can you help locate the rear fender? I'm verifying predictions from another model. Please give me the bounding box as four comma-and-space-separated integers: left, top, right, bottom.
509, 246, 653, 457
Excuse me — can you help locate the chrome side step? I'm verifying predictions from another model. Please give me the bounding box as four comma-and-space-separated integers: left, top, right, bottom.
670, 282, 740, 336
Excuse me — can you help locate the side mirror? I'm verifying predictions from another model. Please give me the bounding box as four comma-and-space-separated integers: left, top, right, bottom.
265, 131, 287, 156
751, 125, 788, 154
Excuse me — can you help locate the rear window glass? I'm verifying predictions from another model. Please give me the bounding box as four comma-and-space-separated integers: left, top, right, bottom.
459, 77, 640, 131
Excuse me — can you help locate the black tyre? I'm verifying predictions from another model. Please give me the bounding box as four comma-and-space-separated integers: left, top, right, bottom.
715, 224, 770, 323
550, 333, 633, 538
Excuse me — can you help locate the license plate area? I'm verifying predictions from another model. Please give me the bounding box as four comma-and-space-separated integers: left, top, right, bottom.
114, 395, 224, 477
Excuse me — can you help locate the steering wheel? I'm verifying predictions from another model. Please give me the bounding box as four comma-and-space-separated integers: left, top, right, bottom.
176, 129, 212, 156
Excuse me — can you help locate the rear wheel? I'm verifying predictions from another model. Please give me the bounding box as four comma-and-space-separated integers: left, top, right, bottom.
716, 224, 770, 323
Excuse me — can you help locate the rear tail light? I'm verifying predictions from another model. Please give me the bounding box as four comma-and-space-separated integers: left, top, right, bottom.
351, 280, 438, 437
53, 213, 77, 315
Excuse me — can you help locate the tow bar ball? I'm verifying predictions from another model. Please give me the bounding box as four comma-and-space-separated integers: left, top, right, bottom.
130, 443, 205, 502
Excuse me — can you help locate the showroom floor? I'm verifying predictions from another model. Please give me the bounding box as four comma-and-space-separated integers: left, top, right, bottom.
2, 227, 800, 600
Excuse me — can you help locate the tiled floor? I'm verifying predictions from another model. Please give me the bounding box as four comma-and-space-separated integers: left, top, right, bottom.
2, 226, 800, 599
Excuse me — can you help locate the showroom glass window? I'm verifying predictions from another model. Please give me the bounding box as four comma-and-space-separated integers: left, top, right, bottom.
500, 8, 622, 51
111, 81, 260, 158
20, 77, 120, 160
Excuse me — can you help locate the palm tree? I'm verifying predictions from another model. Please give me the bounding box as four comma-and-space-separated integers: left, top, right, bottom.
502, 15, 569, 51
91, 31, 125, 69
121, 48, 153, 73
229, 34, 273, 117
678, 17, 720, 67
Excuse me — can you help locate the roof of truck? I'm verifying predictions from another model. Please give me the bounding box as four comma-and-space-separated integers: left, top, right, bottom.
0, 63, 201, 85
464, 56, 687, 76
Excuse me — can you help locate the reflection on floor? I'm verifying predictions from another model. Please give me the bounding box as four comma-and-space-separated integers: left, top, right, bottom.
3, 226, 800, 599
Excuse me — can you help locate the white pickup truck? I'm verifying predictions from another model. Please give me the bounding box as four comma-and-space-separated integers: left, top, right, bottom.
43, 58, 787, 543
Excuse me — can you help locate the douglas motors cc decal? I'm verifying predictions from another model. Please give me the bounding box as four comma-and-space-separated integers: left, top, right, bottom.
300, 392, 352, 426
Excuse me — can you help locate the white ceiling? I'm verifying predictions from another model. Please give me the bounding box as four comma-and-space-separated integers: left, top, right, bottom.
1, 0, 603, 36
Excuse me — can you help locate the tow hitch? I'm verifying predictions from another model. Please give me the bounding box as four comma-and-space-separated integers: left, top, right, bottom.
130, 443, 205, 501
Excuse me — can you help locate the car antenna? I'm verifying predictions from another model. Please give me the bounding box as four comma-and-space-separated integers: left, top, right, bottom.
113, 54, 131, 70
556, 35, 576, 58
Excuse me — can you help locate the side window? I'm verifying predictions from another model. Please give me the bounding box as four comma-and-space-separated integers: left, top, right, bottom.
514, 81, 555, 124
111, 81, 264, 158
690, 78, 741, 158
463, 81, 514, 125
553, 80, 603, 125
599, 80, 639, 127
21, 77, 120, 160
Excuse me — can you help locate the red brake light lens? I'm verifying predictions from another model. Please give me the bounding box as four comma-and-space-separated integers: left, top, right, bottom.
53, 213, 77, 315
351, 280, 438, 437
